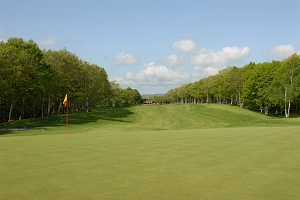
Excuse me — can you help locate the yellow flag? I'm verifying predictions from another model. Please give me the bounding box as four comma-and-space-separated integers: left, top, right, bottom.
63, 94, 68, 107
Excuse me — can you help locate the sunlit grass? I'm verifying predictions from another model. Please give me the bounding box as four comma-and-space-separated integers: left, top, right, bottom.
1, 104, 300, 199
2, 104, 298, 135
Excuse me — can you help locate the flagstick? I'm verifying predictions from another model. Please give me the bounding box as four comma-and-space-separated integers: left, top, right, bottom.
66, 101, 68, 139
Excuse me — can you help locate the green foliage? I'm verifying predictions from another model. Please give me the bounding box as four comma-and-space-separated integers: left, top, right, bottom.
0, 38, 52, 121
163, 55, 300, 117
0, 37, 135, 123
109, 81, 142, 107
242, 61, 279, 112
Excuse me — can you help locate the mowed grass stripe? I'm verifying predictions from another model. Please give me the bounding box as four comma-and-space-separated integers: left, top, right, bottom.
0, 127, 299, 199
1, 104, 300, 199
130, 104, 237, 130
127, 104, 296, 131
1, 104, 299, 135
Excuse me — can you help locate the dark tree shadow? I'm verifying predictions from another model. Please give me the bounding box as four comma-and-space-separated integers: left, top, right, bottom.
0, 107, 134, 135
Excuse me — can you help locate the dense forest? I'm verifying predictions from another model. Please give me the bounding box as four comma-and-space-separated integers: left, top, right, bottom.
157, 54, 300, 117
0, 38, 142, 123
1, 37, 300, 123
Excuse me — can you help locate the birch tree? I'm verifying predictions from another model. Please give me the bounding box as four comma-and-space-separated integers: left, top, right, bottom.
268, 54, 300, 117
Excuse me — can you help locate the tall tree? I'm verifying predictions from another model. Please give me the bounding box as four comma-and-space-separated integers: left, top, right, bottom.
241, 61, 279, 114
267, 54, 300, 117
0, 38, 51, 121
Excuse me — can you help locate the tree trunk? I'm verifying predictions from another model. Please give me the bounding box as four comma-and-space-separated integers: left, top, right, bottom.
41, 99, 44, 118
47, 96, 52, 116
8, 99, 14, 122
86, 97, 89, 112
57, 102, 62, 114
19, 98, 25, 120
238, 92, 241, 107
206, 92, 209, 103
264, 105, 269, 115
284, 87, 289, 117
287, 99, 291, 117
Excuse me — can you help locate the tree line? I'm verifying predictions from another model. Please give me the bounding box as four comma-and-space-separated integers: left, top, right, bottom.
157, 54, 300, 117
0, 38, 142, 123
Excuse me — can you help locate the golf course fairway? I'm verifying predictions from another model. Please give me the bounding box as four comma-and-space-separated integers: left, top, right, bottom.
0, 104, 299, 200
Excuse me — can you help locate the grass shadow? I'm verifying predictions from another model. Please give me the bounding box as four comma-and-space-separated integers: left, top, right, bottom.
0, 107, 134, 135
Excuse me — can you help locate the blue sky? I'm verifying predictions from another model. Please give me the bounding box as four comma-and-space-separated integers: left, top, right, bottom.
1, 0, 300, 94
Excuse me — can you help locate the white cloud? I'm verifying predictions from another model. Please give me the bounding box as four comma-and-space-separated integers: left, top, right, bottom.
172, 39, 195, 53
164, 54, 181, 67
39, 37, 57, 48
113, 53, 139, 66
269, 45, 298, 60
111, 41, 252, 94
192, 46, 250, 68
126, 62, 188, 83
111, 62, 200, 93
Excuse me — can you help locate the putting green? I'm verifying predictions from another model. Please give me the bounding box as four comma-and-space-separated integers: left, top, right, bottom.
0, 104, 299, 199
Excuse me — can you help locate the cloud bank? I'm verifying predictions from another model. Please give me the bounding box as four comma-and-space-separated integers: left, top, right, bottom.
113, 53, 139, 66
192, 46, 250, 68
164, 54, 181, 67
112, 62, 200, 93
112, 39, 253, 93
172, 39, 195, 53
269, 45, 300, 60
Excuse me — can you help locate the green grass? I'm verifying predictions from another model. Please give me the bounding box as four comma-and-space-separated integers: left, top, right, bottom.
1, 104, 300, 199
1, 104, 297, 135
